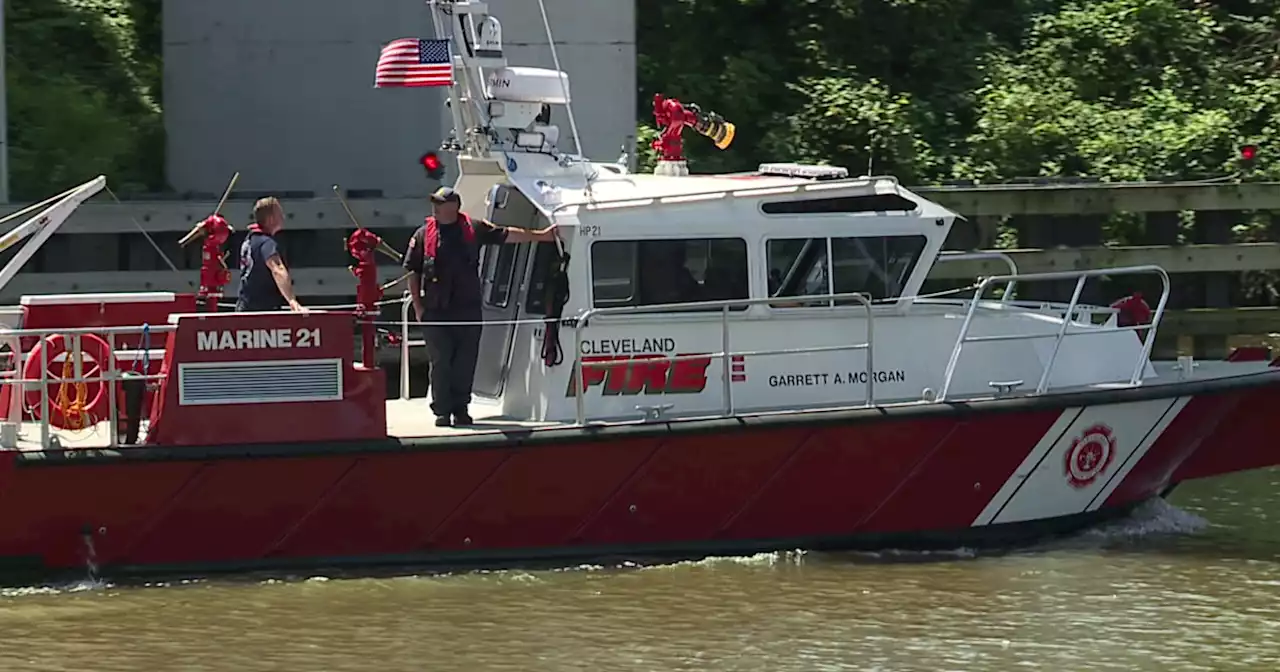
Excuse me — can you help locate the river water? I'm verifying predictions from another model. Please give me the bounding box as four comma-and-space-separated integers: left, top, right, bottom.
1, 470, 1278, 671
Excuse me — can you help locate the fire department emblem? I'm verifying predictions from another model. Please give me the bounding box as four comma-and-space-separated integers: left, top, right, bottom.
1063, 423, 1116, 489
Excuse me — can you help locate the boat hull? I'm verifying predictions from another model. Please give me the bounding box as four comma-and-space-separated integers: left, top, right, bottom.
0, 373, 1277, 583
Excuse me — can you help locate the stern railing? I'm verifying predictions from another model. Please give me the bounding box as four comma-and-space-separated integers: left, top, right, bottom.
0, 324, 174, 451
936, 265, 1171, 401
933, 250, 1019, 302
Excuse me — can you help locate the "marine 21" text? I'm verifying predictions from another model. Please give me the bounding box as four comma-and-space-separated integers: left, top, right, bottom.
196, 327, 322, 351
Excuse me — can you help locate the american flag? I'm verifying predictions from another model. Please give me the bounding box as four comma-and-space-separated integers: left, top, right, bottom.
374, 38, 453, 88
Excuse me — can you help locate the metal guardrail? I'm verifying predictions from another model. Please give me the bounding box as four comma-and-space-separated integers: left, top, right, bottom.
395, 297, 553, 400
396, 292, 877, 421
571, 292, 876, 425
934, 250, 1018, 301
916, 297, 1121, 324
0, 324, 175, 450
390, 266, 1171, 421
936, 265, 1171, 401
399, 297, 415, 401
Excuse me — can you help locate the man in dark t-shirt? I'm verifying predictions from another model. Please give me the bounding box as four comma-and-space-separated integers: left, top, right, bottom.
236, 196, 305, 313
402, 186, 555, 427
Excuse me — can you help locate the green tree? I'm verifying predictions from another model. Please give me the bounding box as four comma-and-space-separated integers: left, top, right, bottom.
959, 0, 1269, 181
637, 0, 1280, 185
8, 0, 1280, 205
7, 0, 164, 199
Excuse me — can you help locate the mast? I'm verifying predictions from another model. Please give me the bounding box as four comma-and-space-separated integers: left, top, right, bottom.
428, 0, 507, 160
533, 0, 584, 159
426, 0, 589, 175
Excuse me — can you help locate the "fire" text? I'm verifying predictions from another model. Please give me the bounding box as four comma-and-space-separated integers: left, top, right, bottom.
567, 354, 711, 396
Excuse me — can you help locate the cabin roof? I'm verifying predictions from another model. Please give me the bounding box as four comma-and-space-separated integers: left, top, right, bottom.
501, 158, 962, 224
547, 170, 917, 208
585, 173, 810, 200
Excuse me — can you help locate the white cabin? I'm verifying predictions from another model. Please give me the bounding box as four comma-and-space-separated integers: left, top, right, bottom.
417, 0, 1160, 425
440, 154, 1152, 424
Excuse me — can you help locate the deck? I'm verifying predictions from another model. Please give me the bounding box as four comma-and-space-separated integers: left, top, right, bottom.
384, 398, 563, 438
3, 397, 564, 452
3, 361, 1267, 453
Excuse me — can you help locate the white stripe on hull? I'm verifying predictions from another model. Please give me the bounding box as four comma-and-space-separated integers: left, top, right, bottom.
1085, 395, 1190, 512
971, 397, 1189, 527
971, 407, 1081, 526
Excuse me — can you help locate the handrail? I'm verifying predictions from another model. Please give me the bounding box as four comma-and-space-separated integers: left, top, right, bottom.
7, 324, 177, 336
934, 251, 1019, 302
914, 296, 1120, 322
0, 323, 177, 450
400, 295, 412, 400
571, 292, 876, 425
395, 297, 565, 400
936, 265, 1171, 401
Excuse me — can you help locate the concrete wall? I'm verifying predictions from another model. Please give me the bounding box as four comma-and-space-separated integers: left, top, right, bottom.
162, 0, 636, 198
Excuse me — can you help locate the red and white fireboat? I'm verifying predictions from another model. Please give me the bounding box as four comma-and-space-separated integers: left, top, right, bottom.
0, 1, 1277, 583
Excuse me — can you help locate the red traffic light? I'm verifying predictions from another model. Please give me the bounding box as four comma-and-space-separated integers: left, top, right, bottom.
1240, 144, 1258, 162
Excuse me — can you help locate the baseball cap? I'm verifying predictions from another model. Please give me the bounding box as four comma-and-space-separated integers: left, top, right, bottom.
430, 186, 461, 204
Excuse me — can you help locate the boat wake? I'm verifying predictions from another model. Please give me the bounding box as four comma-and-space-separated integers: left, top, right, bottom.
0, 500, 1215, 596
0, 578, 106, 598
1069, 497, 1210, 543
801, 498, 1212, 566
628, 500, 1212, 572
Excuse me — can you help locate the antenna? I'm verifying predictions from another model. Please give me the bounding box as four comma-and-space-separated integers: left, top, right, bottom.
424, 0, 593, 189
536, 0, 584, 158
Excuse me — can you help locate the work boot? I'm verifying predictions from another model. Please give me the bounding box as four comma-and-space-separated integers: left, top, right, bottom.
435, 415, 452, 427
453, 410, 474, 426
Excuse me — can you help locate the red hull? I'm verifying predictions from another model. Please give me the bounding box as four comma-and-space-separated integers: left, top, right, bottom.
0, 376, 1277, 581
0, 373, 1274, 578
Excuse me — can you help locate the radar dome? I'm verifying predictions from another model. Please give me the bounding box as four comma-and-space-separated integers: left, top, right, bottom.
486, 67, 571, 105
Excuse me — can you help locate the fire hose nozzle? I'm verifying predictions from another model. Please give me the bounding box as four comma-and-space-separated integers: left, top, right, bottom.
688, 104, 735, 150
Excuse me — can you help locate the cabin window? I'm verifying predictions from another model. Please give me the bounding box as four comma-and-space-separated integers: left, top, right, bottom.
767, 235, 927, 306
481, 243, 520, 308
590, 238, 750, 310
761, 194, 919, 215
831, 236, 927, 299
590, 241, 637, 305
766, 239, 830, 307
525, 242, 562, 315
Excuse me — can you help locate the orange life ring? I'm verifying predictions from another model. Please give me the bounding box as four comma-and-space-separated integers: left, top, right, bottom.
23, 333, 115, 430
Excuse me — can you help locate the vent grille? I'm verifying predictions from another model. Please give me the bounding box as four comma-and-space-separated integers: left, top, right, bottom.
178, 358, 343, 406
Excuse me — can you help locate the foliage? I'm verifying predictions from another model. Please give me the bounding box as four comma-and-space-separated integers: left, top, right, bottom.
8, 0, 1280, 211
637, 0, 1280, 185
7, 0, 164, 199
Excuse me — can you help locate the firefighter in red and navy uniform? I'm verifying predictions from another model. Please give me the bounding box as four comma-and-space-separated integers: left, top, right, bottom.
236, 196, 306, 313
402, 187, 555, 427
